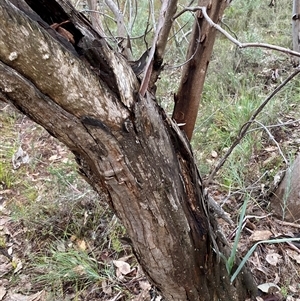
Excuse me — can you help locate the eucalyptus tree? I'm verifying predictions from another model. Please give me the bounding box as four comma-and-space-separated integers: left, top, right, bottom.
0, 0, 257, 300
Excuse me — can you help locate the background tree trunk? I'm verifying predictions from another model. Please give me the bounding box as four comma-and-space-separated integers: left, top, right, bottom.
292, 0, 300, 66
0, 0, 256, 299
173, 1, 228, 140
271, 154, 300, 221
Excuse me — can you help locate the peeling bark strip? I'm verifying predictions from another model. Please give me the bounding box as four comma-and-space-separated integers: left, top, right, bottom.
0, 0, 256, 300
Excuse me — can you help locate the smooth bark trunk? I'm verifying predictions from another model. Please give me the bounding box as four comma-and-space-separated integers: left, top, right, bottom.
173, 0, 228, 140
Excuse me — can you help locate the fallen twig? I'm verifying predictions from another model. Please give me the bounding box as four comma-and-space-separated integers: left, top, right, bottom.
253, 120, 288, 166
275, 219, 300, 228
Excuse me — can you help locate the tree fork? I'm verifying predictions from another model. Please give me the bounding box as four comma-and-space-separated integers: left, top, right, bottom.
0, 0, 256, 299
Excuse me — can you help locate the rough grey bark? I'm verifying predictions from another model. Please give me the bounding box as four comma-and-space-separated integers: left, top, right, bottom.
0, 0, 257, 300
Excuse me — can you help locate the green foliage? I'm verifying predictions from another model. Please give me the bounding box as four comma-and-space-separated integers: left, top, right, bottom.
0, 235, 6, 248
224, 0, 292, 45
47, 162, 78, 193
107, 216, 127, 253
281, 285, 289, 298
0, 160, 15, 189
32, 247, 104, 288
231, 237, 300, 283
225, 196, 248, 274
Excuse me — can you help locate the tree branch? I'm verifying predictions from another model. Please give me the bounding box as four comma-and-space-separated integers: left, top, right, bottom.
139, 0, 178, 95
177, 6, 300, 58
0, 1, 257, 299
105, 0, 132, 59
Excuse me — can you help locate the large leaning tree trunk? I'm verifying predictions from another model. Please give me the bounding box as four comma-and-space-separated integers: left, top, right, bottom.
0, 0, 257, 300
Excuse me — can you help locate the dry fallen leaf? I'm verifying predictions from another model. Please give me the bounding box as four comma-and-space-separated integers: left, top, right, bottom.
139, 280, 151, 291
265, 146, 277, 152
0, 261, 13, 278
102, 280, 112, 295
70, 235, 77, 242
76, 239, 87, 251
117, 255, 133, 262
0, 217, 11, 226
113, 260, 132, 276
289, 284, 298, 293
211, 150, 218, 158
48, 154, 60, 161
286, 249, 300, 264
262, 152, 277, 166
72, 265, 86, 276
249, 230, 272, 242
12, 146, 29, 169
257, 282, 280, 293
266, 253, 281, 266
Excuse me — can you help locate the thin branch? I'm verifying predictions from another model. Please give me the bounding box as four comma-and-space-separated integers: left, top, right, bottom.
248, 118, 300, 133
105, 0, 132, 59
139, 0, 178, 95
149, 0, 156, 32
128, 0, 138, 34
253, 120, 288, 166
172, 19, 190, 45
86, 0, 106, 37
74, 0, 81, 9
174, 6, 300, 58
205, 68, 300, 185
80, 9, 116, 22
166, 13, 201, 70
275, 219, 300, 229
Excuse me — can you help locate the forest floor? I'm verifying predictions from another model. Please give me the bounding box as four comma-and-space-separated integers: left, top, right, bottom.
1, 89, 300, 301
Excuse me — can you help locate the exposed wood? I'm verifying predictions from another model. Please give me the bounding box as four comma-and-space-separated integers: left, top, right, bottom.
173, 1, 228, 140
0, 1, 256, 299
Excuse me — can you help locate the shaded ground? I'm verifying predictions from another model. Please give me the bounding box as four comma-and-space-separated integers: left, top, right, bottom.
0, 102, 154, 301
1, 94, 300, 301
